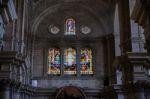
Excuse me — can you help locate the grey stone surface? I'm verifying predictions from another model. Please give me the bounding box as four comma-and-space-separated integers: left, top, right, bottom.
32, 79, 102, 89
1, 0, 150, 99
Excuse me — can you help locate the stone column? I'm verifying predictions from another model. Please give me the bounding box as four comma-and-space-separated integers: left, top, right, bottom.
24, 94, 30, 99
118, 93, 125, 99
107, 35, 115, 84
134, 92, 145, 99
0, 80, 11, 99
76, 45, 80, 77
114, 4, 121, 56
145, 10, 150, 55
103, 35, 115, 85
60, 46, 64, 76
118, 0, 132, 54
0, 88, 10, 99
116, 1, 132, 99
0, 15, 5, 51
14, 90, 20, 99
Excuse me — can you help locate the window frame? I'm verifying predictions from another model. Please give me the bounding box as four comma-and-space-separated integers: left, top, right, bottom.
63, 47, 77, 75
80, 47, 94, 75
65, 18, 76, 35
47, 48, 61, 75
46, 46, 94, 76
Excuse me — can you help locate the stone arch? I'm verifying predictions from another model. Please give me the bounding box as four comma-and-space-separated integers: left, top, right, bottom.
55, 86, 86, 99
31, 3, 106, 35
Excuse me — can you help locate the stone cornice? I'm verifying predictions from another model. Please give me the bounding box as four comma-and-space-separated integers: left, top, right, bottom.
103, 83, 147, 94
0, 51, 24, 66
127, 52, 150, 64
113, 52, 150, 69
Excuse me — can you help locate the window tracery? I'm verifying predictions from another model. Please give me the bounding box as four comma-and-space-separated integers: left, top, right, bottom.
47, 19, 94, 76
47, 47, 93, 76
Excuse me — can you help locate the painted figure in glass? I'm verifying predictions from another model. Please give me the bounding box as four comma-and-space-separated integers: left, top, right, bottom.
80, 48, 93, 75
64, 48, 77, 75
48, 48, 60, 75
65, 18, 75, 35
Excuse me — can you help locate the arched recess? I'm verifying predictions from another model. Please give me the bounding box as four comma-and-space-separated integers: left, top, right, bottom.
55, 86, 86, 99
30, 4, 107, 69
31, 3, 106, 35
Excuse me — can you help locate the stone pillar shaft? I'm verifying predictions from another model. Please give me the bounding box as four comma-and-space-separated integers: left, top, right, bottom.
118, 0, 132, 54
0, 87, 10, 99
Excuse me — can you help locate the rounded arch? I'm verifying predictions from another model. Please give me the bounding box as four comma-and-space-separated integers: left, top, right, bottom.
65, 18, 76, 35
55, 86, 86, 99
31, 3, 106, 35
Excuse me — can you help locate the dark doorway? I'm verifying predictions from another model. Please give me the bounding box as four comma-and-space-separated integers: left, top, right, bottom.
55, 86, 85, 99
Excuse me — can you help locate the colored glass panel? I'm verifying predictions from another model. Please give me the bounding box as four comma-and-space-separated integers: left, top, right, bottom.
64, 48, 77, 75
48, 48, 60, 75
65, 18, 75, 35
80, 48, 93, 75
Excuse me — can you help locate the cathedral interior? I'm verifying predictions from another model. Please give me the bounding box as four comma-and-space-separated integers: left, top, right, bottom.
0, 0, 150, 99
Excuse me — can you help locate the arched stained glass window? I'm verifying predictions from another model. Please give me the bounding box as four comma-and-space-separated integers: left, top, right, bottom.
48, 48, 61, 75
80, 48, 93, 75
64, 48, 77, 75
65, 18, 75, 35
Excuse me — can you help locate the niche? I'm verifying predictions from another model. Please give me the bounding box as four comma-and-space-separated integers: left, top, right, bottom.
55, 86, 85, 99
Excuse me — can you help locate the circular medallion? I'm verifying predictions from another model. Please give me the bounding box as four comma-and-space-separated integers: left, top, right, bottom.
48, 25, 60, 34
81, 26, 91, 34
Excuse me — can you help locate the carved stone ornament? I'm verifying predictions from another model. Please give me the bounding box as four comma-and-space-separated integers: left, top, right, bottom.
81, 26, 91, 34
48, 25, 60, 34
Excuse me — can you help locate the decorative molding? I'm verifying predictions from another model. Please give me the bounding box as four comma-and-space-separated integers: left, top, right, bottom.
48, 24, 60, 34
80, 26, 91, 34
0, 51, 23, 65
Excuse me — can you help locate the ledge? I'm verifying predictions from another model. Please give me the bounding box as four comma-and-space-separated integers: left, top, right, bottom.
113, 52, 150, 68
127, 52, 149, 60
0, 51, 24, 66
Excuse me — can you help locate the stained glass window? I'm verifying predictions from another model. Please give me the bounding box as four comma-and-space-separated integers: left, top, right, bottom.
64, 48, 77, 75
80, 48, 93, 75
48, 48, 61, 75
65, 18, 75, 35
